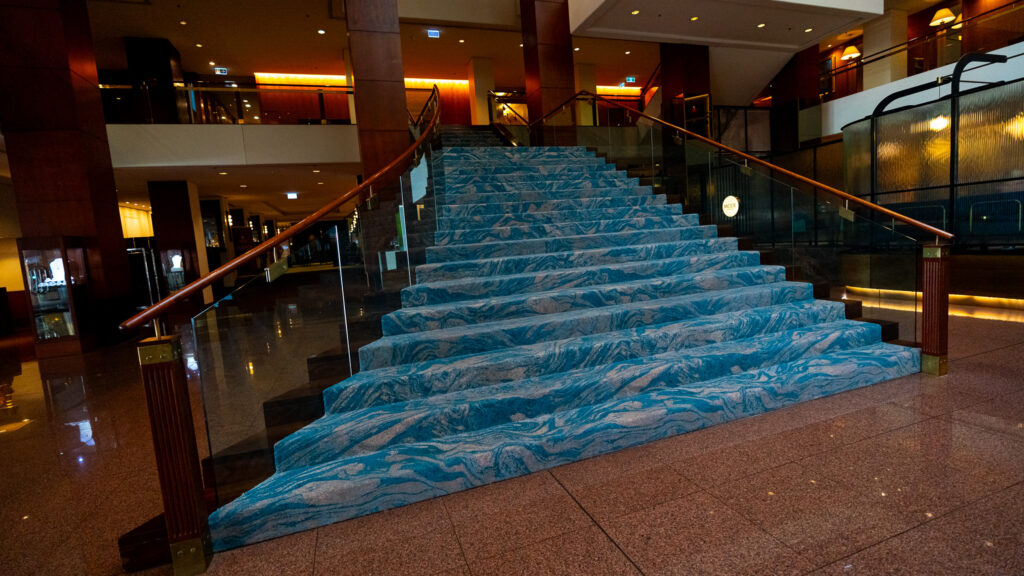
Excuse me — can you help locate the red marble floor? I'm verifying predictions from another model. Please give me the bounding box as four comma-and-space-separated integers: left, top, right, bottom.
1, 315, 1022, 575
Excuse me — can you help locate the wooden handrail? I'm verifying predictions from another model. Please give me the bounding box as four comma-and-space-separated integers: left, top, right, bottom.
570, 90, 954, 240
490, 92, 530, 125
119, 86, 442, 332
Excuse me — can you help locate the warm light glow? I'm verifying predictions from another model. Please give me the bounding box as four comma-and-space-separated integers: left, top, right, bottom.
596, 85, 641, 96
574, 47, 580, 51
929, 115, 949, 131
317, 29, 326, 35
179, 20, 187, 25
624, 50, 631, 55
209, 61, 216, 66
690, 16, 699, 21
757, 23, 766, 28
404, 77, 469, 89
631, 9, 640, 15
118, 204, 154, 238
195, 43, 203, 48
1005, 113, 1024, 140
840, 45, 861, 60
254, 72, 349, 86
846, 286, 1024, 323
930, 8, 956, 26
951, 14, 963, 29
459, 39, 465, 43
805, 27, 813, 33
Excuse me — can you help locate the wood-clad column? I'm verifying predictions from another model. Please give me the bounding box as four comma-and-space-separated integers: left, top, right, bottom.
659, 43, 710, 208
148, 181, 212, 305
520, 0, 575, 133
344, 0, 408, 182
0, 0, 132, 341
138, 335, 211, 575
921, 244, 950, 375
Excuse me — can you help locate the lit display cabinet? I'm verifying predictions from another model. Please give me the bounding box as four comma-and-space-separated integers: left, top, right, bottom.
18, 237, 92, 357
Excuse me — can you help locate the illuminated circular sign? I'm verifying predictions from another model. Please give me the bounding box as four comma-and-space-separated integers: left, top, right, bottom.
722, 195, 740, 218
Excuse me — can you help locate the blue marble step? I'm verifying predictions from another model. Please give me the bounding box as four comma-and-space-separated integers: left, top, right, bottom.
436, 186, 653, 206
278, 320, 879, 470
442, 158, 609, 170
404, 251, 759, 307
436, 204, 678, 231
383, 265, 785, 336
210, 342, 919, 550
439, 194, 665, 218
416, 237, 738, 283
444, 169, 625, 186
326, 300, 846, 413
434, 214, 697, 246
359, 280, 811, 370
442, 146, 593, 157
440, 177, 639, 195
427, 225, 719, 264
442, 162, 614, 177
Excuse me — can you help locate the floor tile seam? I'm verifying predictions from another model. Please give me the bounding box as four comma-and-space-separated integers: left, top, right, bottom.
310, 527, 319, 576
544, 470, 648, 576
947, 409, 1024, 444
439, 500, 475, 576
949, 339, 1024, 362
694, 486, 818, 570
796, 476, 1024, 573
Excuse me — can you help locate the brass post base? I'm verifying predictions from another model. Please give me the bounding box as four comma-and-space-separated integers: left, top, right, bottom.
921, 353, 948, 376
169, 531, 212, 575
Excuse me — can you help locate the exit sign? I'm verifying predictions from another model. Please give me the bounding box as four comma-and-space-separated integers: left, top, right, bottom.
626, 76, 636, 83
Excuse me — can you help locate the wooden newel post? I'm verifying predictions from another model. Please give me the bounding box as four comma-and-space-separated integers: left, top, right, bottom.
921, 244, 950, 375
137, 335, 212, 575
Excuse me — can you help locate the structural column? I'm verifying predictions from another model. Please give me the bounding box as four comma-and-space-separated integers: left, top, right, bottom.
468, 58, 495, 126
575, 63, 596, 126
520, 0, 576, 128
148, 181, 212, 305
0, 0, 132, 343
921, 244, 950, 375
862, 10, 908, 90
344, 0, 408, 181
659, 43, 710, 208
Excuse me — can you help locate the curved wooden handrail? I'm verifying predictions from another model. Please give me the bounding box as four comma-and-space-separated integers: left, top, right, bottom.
569, 90, 953, 240
120, 86, 442, 331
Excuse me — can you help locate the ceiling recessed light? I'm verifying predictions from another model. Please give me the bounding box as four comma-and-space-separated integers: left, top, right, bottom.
519, 43, 524, 47
179, 20, 187, 26
757, 23, 766, 28
690, 16, 699, 22
805, 27, 813, 33
286, 192, 298, 199
574, 47, 580, 51
218, 171, 228, 175
195, 43, 203, 48
459, 39, 465, 43
317, 29, 326, 35
253, 116, 259, 120
317, 181, 324, 185
625, 50, 631, 55
239, 184, 248, 188
312, 169, 320, 173
245, 104, 252, 108
827, 43, 833, 48
209, 61, 216, 66
631, 9, 639, 15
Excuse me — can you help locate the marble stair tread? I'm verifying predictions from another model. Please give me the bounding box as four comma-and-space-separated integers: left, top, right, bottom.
426, 225, 720, 264
442, 158, 610, 170
436, 203, 678, 231
403, 251, 760, 307
434, 214, 697, 246
209, 342, 920, 551
436, 186, 653, 205
439, 194, 666, 218
438, 176, 639, 194
277, 320, 881, 470
440, 146, 594, 159
415, 237, 738, 283
442, 163, 615, 176
444, 170, 625, 186
382, 265, 786, 336
358, 280, 812, 370
325, 300, 846, 413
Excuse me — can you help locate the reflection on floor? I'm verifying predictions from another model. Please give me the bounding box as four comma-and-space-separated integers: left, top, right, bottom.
1, 314, 1022, 575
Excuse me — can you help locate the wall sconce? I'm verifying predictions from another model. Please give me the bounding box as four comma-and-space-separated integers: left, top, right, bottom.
930, 8, 956, 27
840, 45, 861, 61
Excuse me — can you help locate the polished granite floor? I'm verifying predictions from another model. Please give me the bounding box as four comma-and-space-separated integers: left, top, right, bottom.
1, 314, 1022, 576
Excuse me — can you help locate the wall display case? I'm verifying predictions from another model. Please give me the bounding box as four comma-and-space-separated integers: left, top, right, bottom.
18, 237, 92, 357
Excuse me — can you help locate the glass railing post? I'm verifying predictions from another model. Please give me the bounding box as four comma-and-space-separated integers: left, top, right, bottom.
921, 243, 950, 375
136, 333, 212, 575
333, 224, 354, 378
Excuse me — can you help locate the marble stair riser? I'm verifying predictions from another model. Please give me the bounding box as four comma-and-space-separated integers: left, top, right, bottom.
210, 343, 919, 551
426, 225, 719, 263
439, 194, 665, 218
443, 170, 624, 186
358, 281, 813, 369
442, 162, 614, 176
438, 177, 639, 195
436, 204, 679, 231
403, 251, 759, 307
441, 158, 609, 171
416, 237, 738, 284
278, 320, 880, 469
382, 265, 786, 336
435, 186, 653, 206
434, 215, 697, 246
326, 300, 846, 413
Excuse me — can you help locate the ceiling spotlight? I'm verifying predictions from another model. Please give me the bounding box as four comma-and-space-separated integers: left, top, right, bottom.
690, 16, 699, 22
209, 61, 216, 66
519, 43, 524, 47
631, 10, 639, 15
624, 50, 631, 55
312, 169, 320, 173
757, 23, 766, 28
218, 171, 228, 175
805, 28, 813, 33
179, 20, 187, 26
317, 181, 324, 185
253, 116, 259, 120
459, 39, 465, 43
574, 47, 580, 51
827, 43, 833, 48
239, 184, 248, 188
317, 29, 326, 35
195, 43, 203, 48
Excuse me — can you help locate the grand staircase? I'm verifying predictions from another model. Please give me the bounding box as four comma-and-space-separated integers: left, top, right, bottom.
208, 141, 920, 550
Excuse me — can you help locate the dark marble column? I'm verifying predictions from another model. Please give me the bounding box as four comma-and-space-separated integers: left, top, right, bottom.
520, 0, 576, 133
